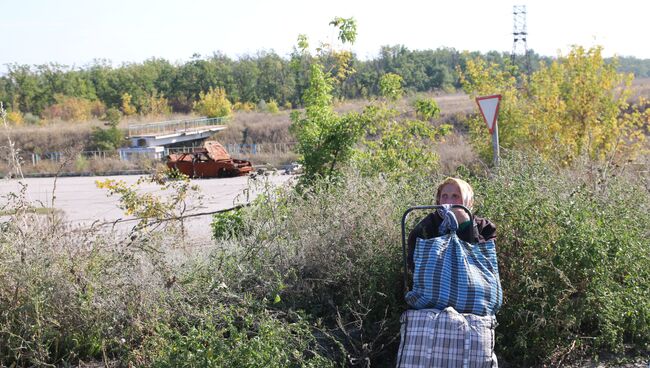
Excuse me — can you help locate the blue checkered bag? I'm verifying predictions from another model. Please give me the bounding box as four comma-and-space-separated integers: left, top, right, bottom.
405, 207, 502, 316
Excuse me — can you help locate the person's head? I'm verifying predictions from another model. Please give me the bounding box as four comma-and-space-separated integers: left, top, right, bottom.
435, 177, 474, 210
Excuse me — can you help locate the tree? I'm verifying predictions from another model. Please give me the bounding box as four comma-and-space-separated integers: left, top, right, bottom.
289, 64, 364, 182
193, 87, 232, 118
379, 73, 404, 101
91, 107, 125, 151
121, 92, 137, 116
460, 46, 647, 164
329, 17, 357, 45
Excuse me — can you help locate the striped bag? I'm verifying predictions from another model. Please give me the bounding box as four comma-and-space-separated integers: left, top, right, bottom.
405, 208, 502, 316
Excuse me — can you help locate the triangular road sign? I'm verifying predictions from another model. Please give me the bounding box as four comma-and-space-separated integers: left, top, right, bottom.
475, 95, 502, 134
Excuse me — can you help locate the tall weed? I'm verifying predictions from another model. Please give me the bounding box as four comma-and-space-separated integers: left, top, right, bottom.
475, 153, 650, 365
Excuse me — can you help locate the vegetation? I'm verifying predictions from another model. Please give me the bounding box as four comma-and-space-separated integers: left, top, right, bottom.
3, 43, 647, 123
378, 72, 404, 101
460, 46, 648, 164
193, 87, 233, 118
1, 18, 649, 368
478, 154, 650, 365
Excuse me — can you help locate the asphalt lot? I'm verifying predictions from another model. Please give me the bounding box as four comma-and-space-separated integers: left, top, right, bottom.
0, 173, 295, 243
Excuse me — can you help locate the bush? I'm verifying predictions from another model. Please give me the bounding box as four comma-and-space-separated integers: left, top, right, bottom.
90, 125, 126, 151
41, 94, 105, 122
121, 93, 137, 116
0, 181, 335, 367
460, 46, 646, 164
412, 98, 441, 120
379, 73, 404, 101
211, 208, 245, 240
194, 87, 232, 118
5, 110, 23, 125
267, 99, 280, 114
475, 153, 650, 365
233, 101, 256, 112
102, 107, 121, 126
257, 99, 268, 112
138, 305, 335, 368
23, 113, 41, 125
141, 92, 172, 116
231, 172, 440, 366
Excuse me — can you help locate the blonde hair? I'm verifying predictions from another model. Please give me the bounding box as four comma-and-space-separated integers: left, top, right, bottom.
435, 177, 474, 209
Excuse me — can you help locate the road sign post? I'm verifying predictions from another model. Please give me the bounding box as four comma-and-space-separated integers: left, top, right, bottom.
475, 95, 502, 166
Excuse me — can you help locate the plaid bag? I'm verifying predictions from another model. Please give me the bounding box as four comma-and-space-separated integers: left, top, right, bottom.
405, 209, 502, 316
396, 307, 498, 368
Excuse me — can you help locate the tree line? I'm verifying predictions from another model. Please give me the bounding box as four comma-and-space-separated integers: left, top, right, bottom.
1, 46, 648, 120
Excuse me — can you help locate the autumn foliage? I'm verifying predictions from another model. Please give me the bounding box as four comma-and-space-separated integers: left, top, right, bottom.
460, 46, 647, 164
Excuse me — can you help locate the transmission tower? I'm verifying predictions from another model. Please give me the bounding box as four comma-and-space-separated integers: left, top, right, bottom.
511, 5, 531, 75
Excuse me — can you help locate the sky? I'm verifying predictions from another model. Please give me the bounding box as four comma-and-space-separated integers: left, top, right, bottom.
1, 0, 649, 74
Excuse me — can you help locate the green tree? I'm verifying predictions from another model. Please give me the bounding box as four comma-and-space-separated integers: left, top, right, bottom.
91, 108, 124, 150
328, 17, 357, 45
379, 73, 404, 101
289, 64, 364, 182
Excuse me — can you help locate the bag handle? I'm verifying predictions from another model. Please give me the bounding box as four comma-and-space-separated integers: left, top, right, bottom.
400, 204, 473, 294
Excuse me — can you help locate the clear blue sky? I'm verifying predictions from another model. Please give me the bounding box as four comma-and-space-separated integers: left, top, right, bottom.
2, 0, 648, 73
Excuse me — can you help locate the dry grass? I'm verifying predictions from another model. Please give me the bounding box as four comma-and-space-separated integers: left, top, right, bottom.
434, 132, 481, 174
240, 151, 299, 168
333, 92, 474, 116
7, 124, 94, 153
212, 111, 293, 144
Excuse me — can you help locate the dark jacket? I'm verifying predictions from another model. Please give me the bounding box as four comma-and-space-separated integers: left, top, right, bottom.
407, 211, 496, 273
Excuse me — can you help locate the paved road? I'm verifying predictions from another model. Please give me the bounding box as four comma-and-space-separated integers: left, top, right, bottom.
0, 174, 296, 243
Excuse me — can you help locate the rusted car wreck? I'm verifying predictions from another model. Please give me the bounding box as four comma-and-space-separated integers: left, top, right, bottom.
166, 141, 254, 178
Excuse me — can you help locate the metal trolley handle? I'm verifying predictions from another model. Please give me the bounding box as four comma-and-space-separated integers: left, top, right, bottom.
400, 205, 473, 293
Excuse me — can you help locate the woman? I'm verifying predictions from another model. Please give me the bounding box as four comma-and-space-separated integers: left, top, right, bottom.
407, 177, 496, 275
397, 177, 500, 367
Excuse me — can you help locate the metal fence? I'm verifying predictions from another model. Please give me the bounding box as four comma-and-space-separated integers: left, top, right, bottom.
21, 143, 297, 166
128, 117, 229, 136
164, 143, 296, 156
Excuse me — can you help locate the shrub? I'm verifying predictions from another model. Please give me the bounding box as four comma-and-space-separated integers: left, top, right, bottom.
193, 87, 232, 118
5, 110, 23, 125
41, 94, 105, 122
379, 73, 404, 101
23, 113, 41, 125
474, 153, 650, 365
412, 98, 441, 120
138, 305, 336, 368
0, 176, 335, 366
231, 172, 440, 366
267, 99, 280, 114
141, 92, 172, 116
102, 107, 122, 126
90, 125, 125, 151
211, 208, 245, 240
233, 101, 256, 112
121, 93, 137, 116
257, 99, 268, 112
